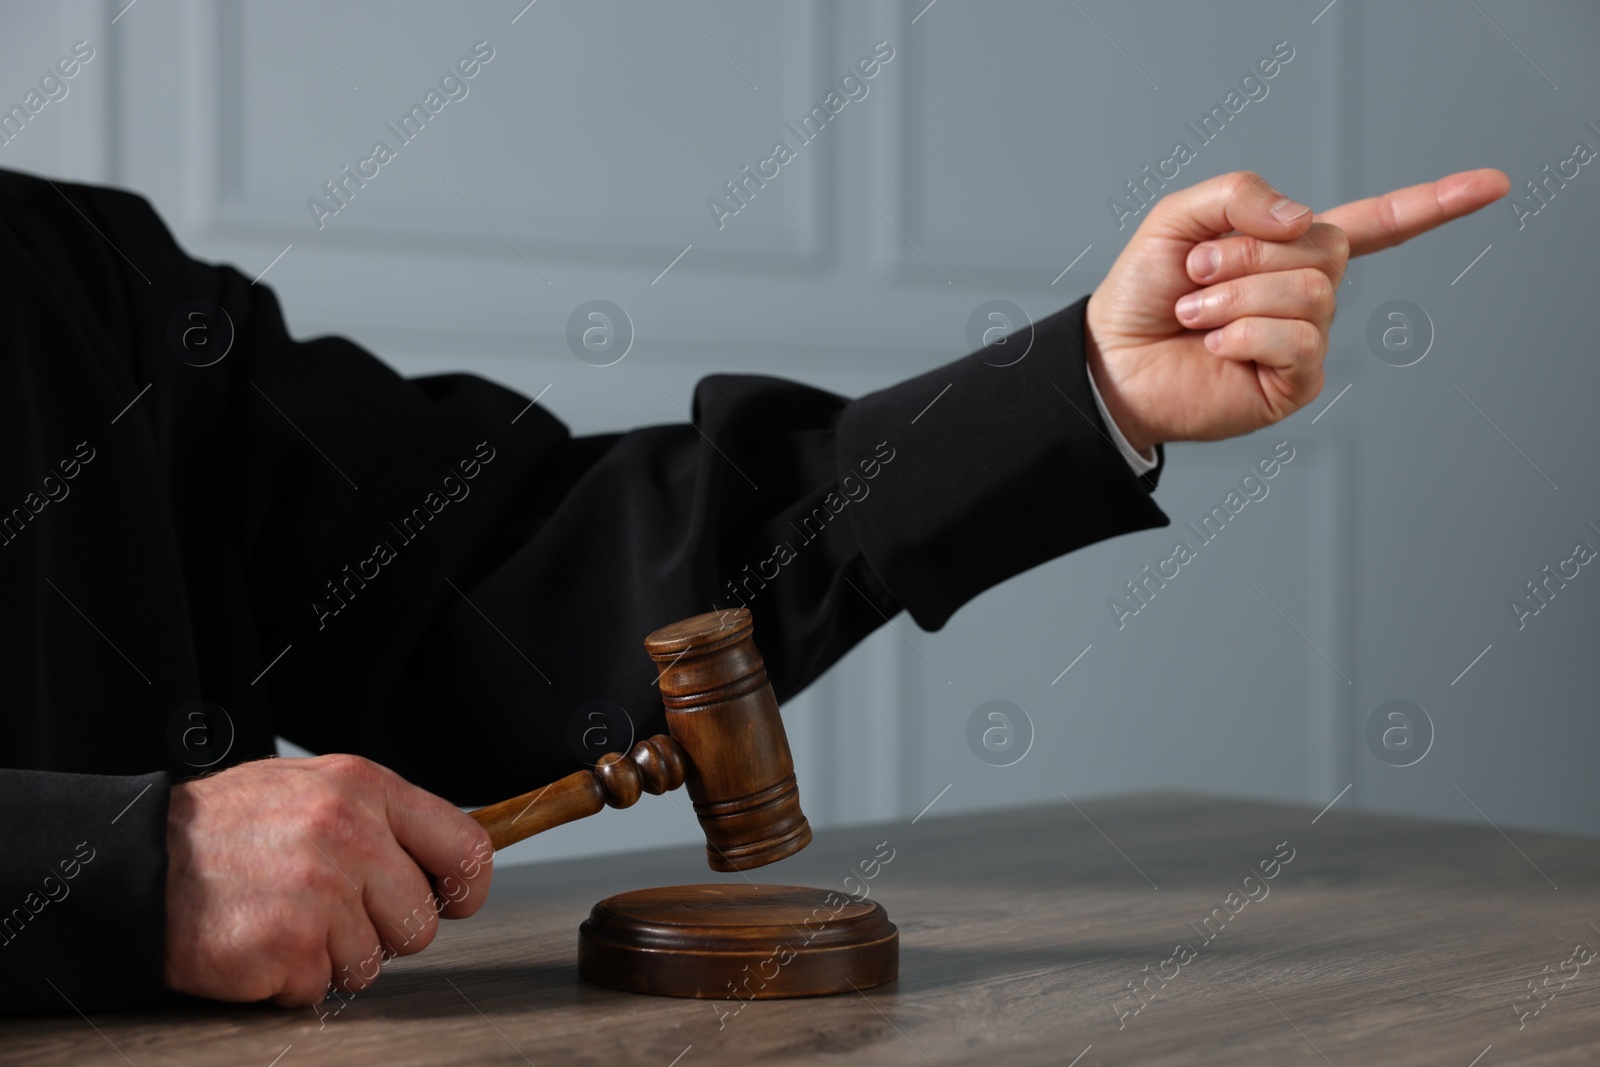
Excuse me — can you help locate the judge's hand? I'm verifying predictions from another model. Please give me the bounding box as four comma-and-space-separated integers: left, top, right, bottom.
164, 754, 493, 1008
1085, 168, 1511, 452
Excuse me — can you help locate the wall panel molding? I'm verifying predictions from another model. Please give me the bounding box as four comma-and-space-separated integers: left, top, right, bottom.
185, 0, 832, 272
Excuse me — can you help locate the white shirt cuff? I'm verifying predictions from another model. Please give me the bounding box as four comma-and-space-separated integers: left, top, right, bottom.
1086, 365, 1158, 476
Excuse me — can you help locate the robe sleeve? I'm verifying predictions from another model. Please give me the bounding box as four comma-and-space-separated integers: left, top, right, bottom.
0, 772, 169, 1013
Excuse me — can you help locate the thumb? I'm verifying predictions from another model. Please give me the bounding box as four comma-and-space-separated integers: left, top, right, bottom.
1147, 170, 1315, 244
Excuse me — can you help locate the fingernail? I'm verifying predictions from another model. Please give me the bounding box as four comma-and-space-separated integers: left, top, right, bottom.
1271, 197, 1311, 223
1204, 329, 1223, 352
1175, 292, 1202, 321
1192, 244, 1221, 280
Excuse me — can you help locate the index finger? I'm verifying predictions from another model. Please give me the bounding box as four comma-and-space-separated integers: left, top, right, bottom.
383, 770, 495, 918
1148, 170, 1318, 244
1314, 168, 1510, 257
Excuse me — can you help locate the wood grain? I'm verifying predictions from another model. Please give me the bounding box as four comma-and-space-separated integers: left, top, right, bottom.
7, 792, 1599, 1066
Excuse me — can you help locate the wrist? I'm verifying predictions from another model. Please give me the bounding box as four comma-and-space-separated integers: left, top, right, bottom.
1083, 296, 1157, 456
162, 781, 196, 990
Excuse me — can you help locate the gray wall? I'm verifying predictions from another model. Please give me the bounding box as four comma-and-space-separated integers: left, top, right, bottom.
7, 0, 1596, 864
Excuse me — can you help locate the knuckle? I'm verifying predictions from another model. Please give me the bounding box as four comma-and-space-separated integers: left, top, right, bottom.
390, 908, 439, 955
1300, 269, 1334, 308
303, 789, 359, 843
1226, 318, 1253, 349
1212, 280, 1241, 315
1240, 237, 1267, 274
322, 753, 378, 785
450, 816, 495, 876
1321, 224, 1351, 263
1228, 170, 1264, 199
1296, 322, 1325, 362
298, 856, 347, 896
339, 953, 383, 994
464, 820, 493, 869
385, 877, 443, 954
285, 921, 326, 964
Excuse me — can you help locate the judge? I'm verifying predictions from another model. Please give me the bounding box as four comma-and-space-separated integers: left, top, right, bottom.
0, 165, 1508, 1012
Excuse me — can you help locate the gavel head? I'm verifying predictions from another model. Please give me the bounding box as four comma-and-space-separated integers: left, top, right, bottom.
645, 607, 812, 872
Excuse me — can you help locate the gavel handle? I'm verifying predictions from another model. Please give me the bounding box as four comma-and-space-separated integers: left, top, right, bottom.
468, 734, 689, 851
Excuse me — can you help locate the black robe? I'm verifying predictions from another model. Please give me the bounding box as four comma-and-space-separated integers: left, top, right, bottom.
0, 168, 1168, 1012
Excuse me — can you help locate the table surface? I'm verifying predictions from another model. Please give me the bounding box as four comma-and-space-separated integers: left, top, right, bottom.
7, 791, 1599, 1066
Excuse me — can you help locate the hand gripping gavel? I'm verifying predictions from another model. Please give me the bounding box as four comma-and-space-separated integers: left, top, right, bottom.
467, 607, 812, 871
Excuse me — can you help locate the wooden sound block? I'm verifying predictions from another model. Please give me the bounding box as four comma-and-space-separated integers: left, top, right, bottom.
578, 884, 898, 999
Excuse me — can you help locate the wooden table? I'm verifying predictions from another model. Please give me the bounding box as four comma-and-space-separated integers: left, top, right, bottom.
7, 792, 1599, 1065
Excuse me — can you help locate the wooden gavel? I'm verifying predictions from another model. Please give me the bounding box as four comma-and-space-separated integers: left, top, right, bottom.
468, 607, 812, 872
